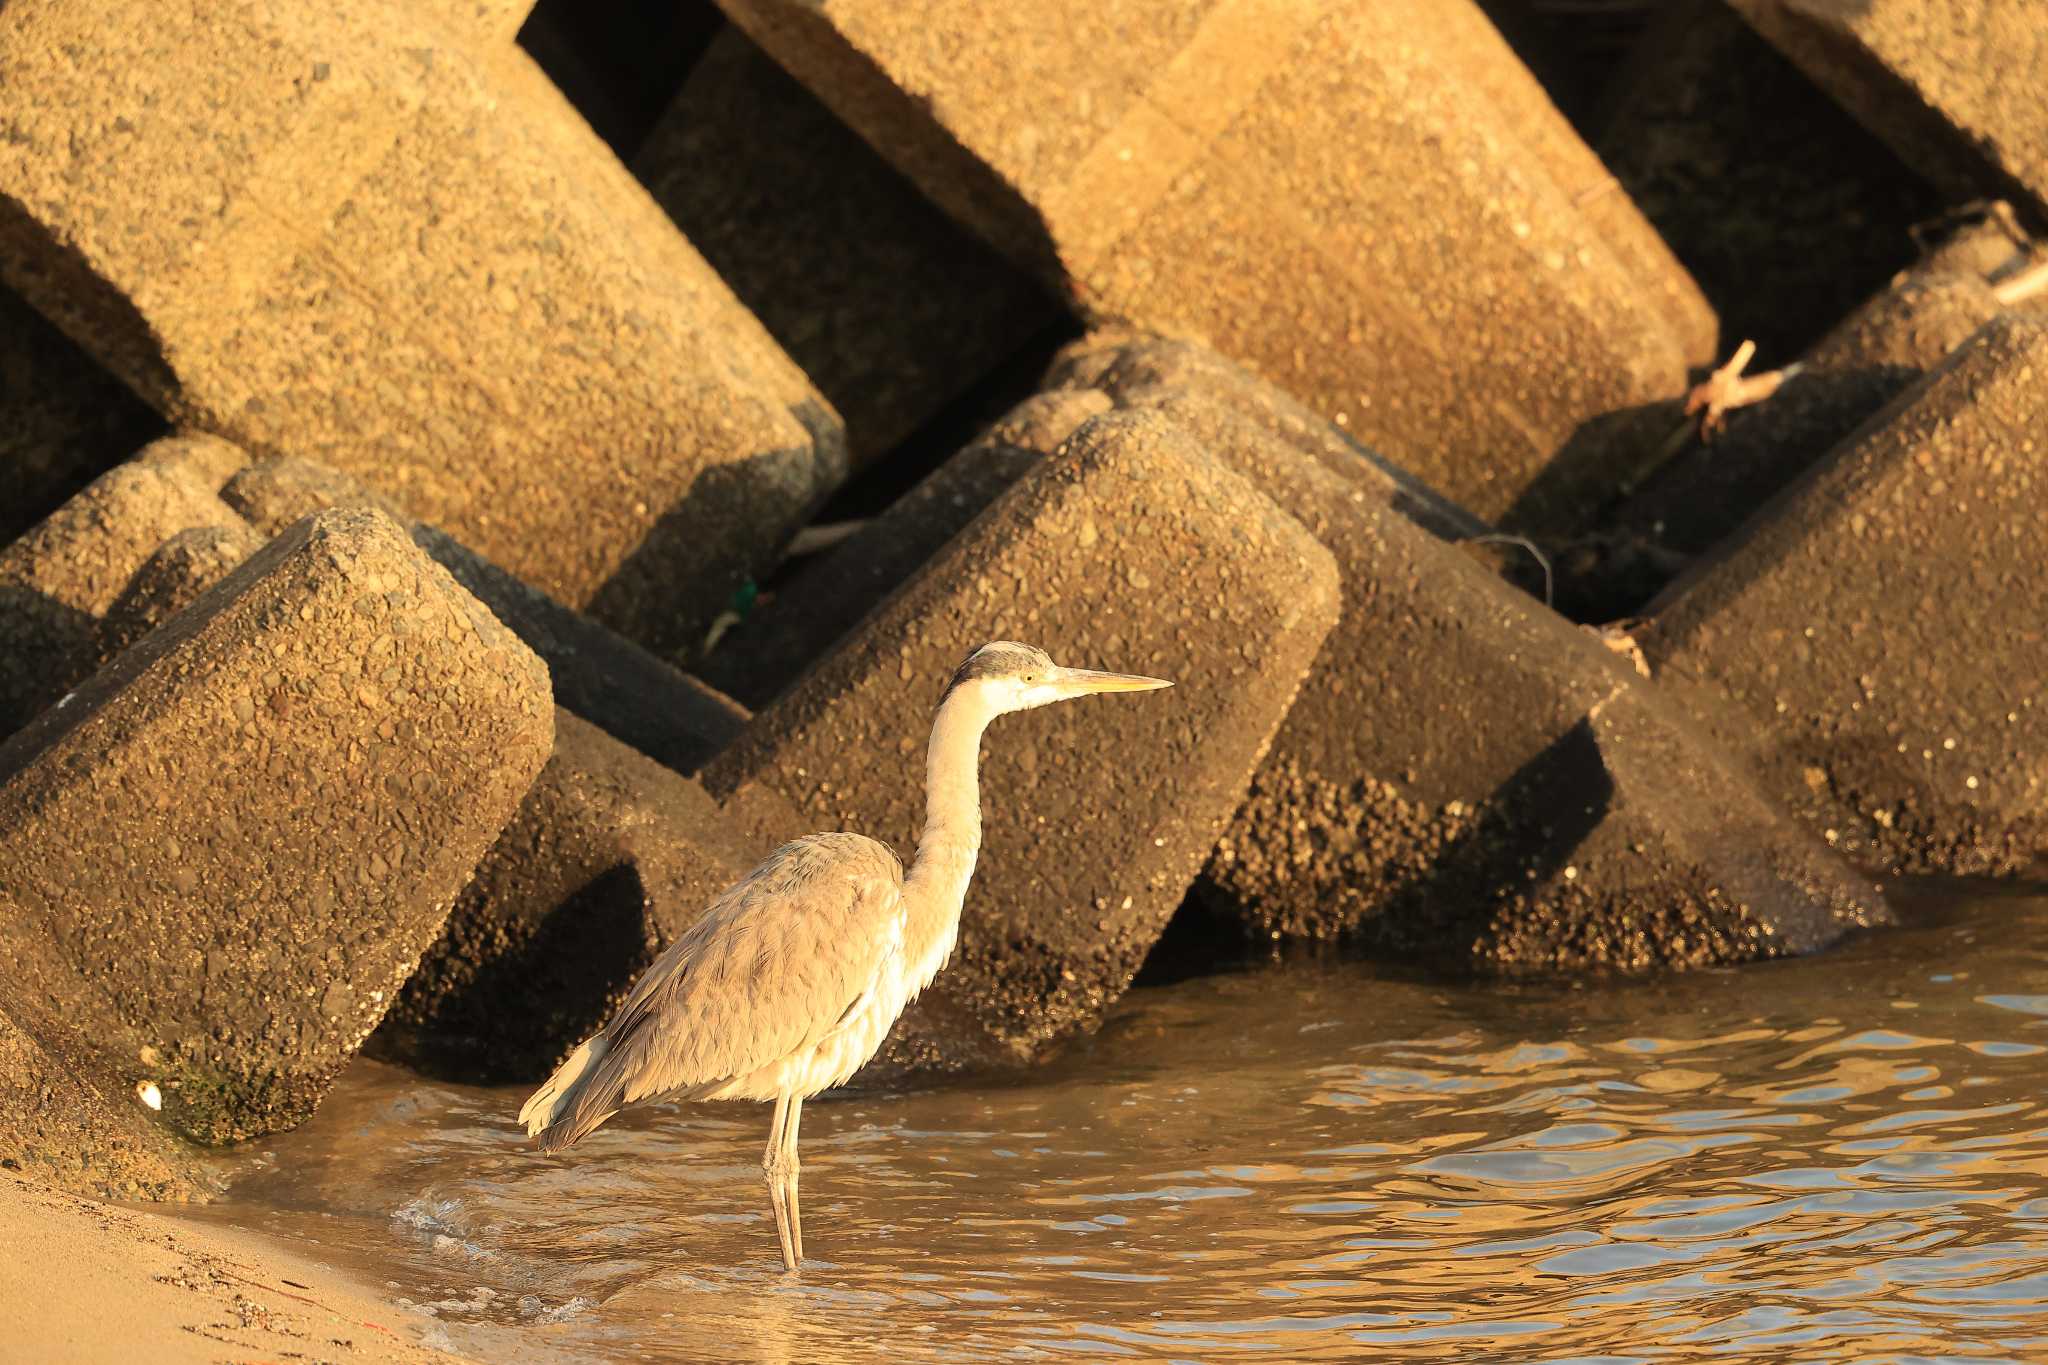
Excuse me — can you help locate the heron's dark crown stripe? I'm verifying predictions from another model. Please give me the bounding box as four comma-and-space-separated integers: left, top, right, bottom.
937, 641, 1048, 705
939, 651, 1005, 704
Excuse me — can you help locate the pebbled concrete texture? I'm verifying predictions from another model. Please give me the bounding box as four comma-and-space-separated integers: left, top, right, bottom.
1457, 688, 1888, 971
0, 0, 844, 655
698, 389, 1111, 709
0, 1005, 210, 1202
1643, 315, 2048, 877
1594, 0, 1948, 366
218, 458, 411, 538
703, 408, 1341, 1069
1619, 270, 2005, 564
2, 448, 742, 776
5, 0, 2045, 1256
695, 330, 1877, 972
703, 331, 1493, 711
1113, 381, 1890, 967
1043, 330, 1493, 542
0, 508, 553, 1145
1223, 684, 1889, 971
715, 0, 1709, 532
95, 523, 269, 664
221, 457, 749, 776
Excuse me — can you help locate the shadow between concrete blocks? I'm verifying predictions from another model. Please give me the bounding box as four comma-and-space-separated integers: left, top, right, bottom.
1500, 397, 1681, 537
582, 399, 848, 658
372, 863, 655, 1086
0, 194, 180, 415
0, 585, 97, 740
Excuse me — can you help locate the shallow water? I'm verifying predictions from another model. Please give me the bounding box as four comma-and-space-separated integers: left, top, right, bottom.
188, 884, 2048, 1362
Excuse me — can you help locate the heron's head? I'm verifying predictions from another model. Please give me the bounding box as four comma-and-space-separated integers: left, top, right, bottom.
940, 641, 1172, 717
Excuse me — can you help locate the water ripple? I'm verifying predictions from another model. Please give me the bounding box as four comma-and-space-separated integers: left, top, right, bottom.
180, 889, 2048, 1361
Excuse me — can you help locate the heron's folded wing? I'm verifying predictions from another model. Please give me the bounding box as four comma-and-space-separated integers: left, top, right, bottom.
583, 836, 906, 1109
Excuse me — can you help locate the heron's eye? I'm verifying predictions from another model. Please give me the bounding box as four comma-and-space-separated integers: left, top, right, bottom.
1022, 673, 1038, 683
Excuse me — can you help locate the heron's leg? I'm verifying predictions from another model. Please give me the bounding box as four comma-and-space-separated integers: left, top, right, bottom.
764, 1092, 796, 1271
782, 1095, 805, 1265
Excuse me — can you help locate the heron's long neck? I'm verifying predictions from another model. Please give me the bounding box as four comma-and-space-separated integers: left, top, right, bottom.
902, 693, 992, 974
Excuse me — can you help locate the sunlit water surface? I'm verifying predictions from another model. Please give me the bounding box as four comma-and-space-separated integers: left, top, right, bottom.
185, 886, 2048, 1362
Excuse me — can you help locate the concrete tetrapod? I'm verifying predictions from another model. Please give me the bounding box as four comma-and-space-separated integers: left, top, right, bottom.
1642, 315, 2048, 877
0, 509, 553, 1144
0, 0, 844, 653
376, 711, 773, 1083
715, 0, 1710, 529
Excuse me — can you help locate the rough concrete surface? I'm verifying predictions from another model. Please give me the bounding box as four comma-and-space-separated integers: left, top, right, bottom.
706, 372, 1884, 993
1417, 0, 1719, 366
95, 523, 269, 663
1643, 316, 2048, 876
0, 0, 844, 654
1464, 689, 1888, 970
703, 409, 1341, 1069
133, 430, 251, 489
1731, 0, 2048, 220
1224, 684, 1888, 972
1128, 379, 1888, 966
223, 456, 747, 775
705, 331, 1498, 711
427, 0, 536, 47
218, 457, 411, 535
0, 436, 249, 737
0, 508, 553, 1144
635, 28, 1056, 467
1596, 0, 1947, 365
1044, 330, 1493, 541
717, 0, 1707, 530
1917, 209, 2044, 284
374, 710, 763, 1083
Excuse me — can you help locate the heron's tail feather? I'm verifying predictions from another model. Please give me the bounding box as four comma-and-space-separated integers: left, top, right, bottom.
520, 1035, 611, 1150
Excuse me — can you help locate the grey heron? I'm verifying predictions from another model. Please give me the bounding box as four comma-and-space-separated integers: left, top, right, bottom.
519, 641, 1172, 1270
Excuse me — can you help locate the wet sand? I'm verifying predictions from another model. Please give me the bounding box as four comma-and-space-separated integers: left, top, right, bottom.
0, 1172, 484, 1365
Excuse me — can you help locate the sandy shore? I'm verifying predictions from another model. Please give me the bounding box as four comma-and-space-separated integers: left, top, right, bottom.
0, 1172, 478, 1365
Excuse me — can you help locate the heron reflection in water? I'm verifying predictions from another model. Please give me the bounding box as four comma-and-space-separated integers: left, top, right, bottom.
521, 641, 1172, 1270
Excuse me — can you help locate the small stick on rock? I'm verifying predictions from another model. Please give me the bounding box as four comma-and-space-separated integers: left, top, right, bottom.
783, 520, 870, 559
1992, 255, 2048, 308
1684, 340, 1801, 442
1619, 340, 1804, 498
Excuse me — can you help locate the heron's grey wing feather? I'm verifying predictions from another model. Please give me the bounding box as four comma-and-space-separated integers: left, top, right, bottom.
553, 834, 904, 1131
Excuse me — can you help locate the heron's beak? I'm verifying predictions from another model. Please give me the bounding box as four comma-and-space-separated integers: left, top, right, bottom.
1050, 667, 1174, 697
